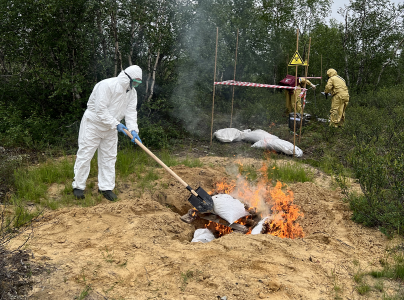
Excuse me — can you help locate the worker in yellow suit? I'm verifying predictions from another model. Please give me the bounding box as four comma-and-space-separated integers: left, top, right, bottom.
285, 77, 315, 115
324, 69, 349, 127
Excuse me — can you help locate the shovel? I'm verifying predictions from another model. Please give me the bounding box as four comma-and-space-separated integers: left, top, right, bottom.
123, 129, 214, 213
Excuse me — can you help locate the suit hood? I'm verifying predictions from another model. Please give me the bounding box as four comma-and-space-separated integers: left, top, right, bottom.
327, 68, 337, 77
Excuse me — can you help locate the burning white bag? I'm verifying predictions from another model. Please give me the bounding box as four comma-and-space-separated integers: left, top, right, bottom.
251, 217, 269, 235
251, 138, 303, 157
191, 228, 215, 243
242, 129, 279, 144
213, 128, 244, 143
212, 194, 249, 224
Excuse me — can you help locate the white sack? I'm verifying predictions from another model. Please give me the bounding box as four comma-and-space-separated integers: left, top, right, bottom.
251, 217, 269, 235
191, 228, 215, 243
213, 128, 243, 143
212, 194, 249, 224
242, 129, 279, 144
251, 138, 303, 157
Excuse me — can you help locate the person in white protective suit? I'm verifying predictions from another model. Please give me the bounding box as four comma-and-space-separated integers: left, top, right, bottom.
72, 65, 142, 201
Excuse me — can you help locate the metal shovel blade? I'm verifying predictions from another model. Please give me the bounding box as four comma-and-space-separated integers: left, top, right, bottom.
187, 187, 214, 213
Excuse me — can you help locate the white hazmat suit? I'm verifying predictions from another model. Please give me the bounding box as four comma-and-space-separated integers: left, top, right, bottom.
72, 65, 142, 192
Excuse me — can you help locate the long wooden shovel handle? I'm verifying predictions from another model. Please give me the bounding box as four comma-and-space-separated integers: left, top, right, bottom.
123, 129, 198, 197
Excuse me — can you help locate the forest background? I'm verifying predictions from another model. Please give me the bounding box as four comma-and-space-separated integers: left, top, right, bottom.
1, 0, 404, 234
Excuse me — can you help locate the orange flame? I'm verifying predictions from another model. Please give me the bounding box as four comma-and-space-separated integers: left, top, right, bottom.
205, 221, 232, 237
263, 181, 304, 238
210, 159, 304, 239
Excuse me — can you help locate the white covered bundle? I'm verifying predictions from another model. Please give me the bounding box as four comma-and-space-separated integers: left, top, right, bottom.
251, 139, 303, 157
191, 228, 215, 243
212, 194, 249, 224
213, 128, 251, 143
242, 129, 279, 144
251, 217, 269, 235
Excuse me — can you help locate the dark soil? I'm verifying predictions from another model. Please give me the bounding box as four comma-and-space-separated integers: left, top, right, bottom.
0, 249, 33, 300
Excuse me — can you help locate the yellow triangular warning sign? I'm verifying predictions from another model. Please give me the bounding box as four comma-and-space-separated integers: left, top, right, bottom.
288, 51, 304, 66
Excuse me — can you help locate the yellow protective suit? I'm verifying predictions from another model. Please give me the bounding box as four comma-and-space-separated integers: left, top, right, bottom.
285, 78, 315, 114
324, 69, 349, 127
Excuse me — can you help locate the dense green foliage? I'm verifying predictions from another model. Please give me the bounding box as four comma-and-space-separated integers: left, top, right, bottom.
1, 0, 403, 148
344, 87, 404, 235
298, 86, 404, 236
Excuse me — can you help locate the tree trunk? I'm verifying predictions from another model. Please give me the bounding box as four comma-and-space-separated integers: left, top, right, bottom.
109, 8, 121, 76
343, 10, 350, 86
376, 38, 404, 87
144, 48, 152, 101
147, 48, 160, 103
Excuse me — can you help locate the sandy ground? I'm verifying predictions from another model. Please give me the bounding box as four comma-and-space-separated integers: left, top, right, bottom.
8, 156, 399, 300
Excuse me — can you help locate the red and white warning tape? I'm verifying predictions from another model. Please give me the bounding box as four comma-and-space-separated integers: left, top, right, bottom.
214, 80, 308, 103
215, 80, 297, 90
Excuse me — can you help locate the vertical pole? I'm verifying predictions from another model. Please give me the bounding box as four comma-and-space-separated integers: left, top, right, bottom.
299, 37, 311, 143
293, 29, 299, 157
230, 28, 239, 128
210, 27, 219, 145
321, 54, 323, 85
287, 55, 289, 75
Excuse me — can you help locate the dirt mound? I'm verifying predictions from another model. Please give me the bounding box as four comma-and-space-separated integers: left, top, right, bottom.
9, 157, 392, 299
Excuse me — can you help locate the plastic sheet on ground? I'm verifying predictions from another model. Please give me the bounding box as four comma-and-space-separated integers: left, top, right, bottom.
242, 129, 279, 144
252, 138, 303, 157
191, 228, 215, 243
213, 128, 251, 143
214, 127, 304, 157
212, 194, 249, 224
251, 217, 269, 235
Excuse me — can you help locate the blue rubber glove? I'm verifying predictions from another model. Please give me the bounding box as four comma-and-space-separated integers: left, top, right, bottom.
131, 131, 142, 144
117, 123, 128, 136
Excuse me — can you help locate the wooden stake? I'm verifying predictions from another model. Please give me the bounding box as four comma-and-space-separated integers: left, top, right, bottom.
230, 28, 239, 128
210, 27, 219, 145
293, 29, 299, 157
299, 37, 311, 143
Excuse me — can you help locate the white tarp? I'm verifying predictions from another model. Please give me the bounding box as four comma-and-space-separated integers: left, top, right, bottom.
213, 128, 251, 143
191, 228, 216, 243
242, 129, 279, 144
212, 194, 249, 224
251, 138, 303, 157
214, 127, 304, 157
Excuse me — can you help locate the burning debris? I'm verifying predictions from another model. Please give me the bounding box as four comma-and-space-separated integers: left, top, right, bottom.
181, 161, 304, 242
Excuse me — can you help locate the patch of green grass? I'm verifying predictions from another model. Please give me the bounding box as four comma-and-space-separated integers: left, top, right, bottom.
74, 285, 92, 300
180, 156, 203, 168
370, 248, 404, 281
100, 247, 114, 264
356, 283, 371, 295
180, 270, 194, 291
116, 147, 151, 178
136, 170, 159, 192
330, 269, 343, 300
266, 161, 314, 184
13, 156, 74, 203
11, 205, 41, 227
374, 280, 384, 292
353, 271, 365, 283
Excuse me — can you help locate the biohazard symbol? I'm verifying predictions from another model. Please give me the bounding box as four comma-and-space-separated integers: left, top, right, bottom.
288, 51, 304, 66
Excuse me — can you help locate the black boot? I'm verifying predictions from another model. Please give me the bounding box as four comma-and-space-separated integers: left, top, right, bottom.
73, 188, 85, 199
99, 189, 117, 201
